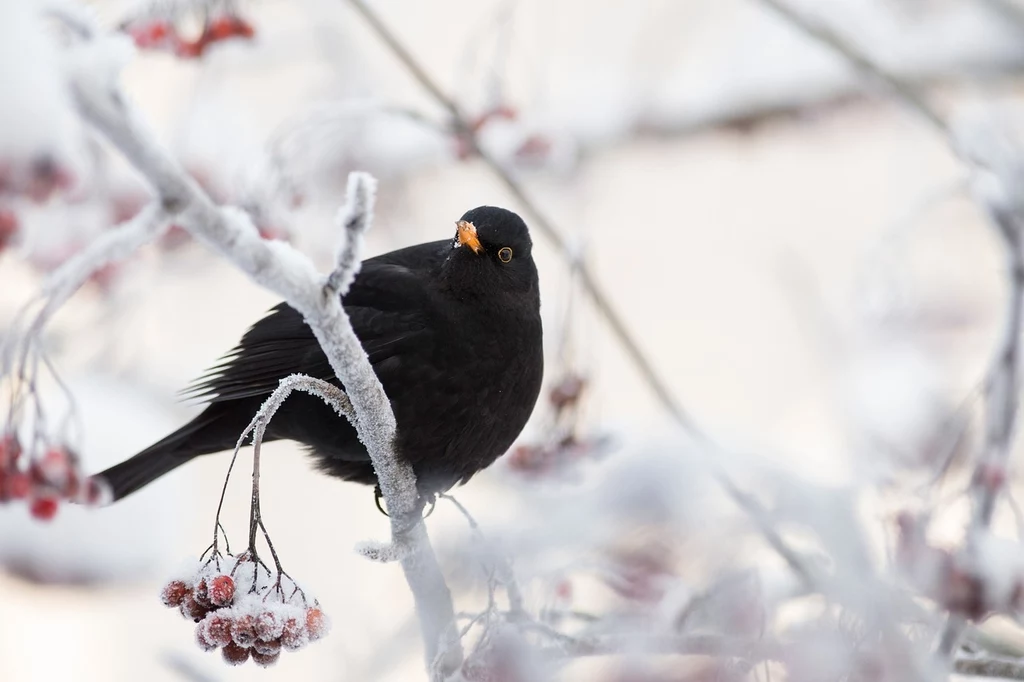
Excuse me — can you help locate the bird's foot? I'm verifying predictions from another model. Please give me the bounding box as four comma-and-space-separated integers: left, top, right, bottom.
372, 485, 437, 519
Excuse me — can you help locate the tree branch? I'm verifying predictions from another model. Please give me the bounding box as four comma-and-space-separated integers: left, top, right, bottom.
955, 653, 1024, 680
66, 29, 461, 674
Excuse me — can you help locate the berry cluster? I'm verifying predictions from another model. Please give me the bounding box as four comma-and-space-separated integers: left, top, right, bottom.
161, 554, 329, 667
0, 435, 109, 521
125, 14, 255, 59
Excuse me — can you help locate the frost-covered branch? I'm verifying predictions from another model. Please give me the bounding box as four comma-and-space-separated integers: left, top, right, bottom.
62, 24, 460, 672
36, 202, 170, 324
955, 653, 1024, 680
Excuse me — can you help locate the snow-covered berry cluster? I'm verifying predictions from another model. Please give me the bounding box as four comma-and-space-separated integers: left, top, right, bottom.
161, 553, 329, 667
0, 434, 109, 520
124, 14, 255, 59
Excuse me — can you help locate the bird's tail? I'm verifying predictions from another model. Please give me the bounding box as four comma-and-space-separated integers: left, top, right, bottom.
95, 404, 244, 502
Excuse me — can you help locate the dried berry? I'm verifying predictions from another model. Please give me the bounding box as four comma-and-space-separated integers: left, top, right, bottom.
161, 580, 190, 607
221, 642, 250, 666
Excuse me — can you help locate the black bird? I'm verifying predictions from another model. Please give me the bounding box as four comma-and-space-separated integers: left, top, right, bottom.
96, 206, 544, 503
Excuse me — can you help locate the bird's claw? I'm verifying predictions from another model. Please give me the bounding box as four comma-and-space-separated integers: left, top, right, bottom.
373, 486, 437, 519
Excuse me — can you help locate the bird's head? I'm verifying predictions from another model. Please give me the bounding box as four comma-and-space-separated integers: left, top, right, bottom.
442, 206, 538, 301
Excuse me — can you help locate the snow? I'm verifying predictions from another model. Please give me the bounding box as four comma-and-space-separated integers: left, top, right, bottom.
0, 1, 83, 181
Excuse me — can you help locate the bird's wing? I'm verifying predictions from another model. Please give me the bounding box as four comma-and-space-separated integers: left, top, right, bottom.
182, 256, 440, 404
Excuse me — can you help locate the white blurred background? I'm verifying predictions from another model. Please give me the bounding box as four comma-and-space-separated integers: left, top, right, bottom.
1, 0, 1022, 680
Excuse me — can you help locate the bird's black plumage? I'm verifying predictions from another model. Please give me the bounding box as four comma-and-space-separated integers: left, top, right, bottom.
97, 206, 544, 502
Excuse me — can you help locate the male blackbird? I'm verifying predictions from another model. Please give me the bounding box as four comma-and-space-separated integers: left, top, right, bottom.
96, 206, 543, 502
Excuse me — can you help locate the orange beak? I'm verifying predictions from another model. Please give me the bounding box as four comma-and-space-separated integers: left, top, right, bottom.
456, 220, 483, 254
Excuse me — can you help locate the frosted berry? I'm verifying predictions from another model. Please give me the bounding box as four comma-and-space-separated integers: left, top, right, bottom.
193, 579, 211, 608
180, 592, 209, 622
231, 613, 258, 648
251, 649, 280, 667
254, 610, 283, 641
305, 607, 328, 642
280, 616, 307, 650
161, 580, 190, 607
202, 614, 234, 647
254, 638, 281, 655
208, 575, 235, 607
29, 497, 59, 521
194, 623, 218, 652
221, 642, 250, 666
38, 448, 70, 485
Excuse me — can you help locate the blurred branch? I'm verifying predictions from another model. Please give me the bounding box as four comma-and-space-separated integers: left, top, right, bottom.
937, 198, 1024, 657
980, 0, 1024, 35
540, 632, 777, 660
755, 0, 948, 133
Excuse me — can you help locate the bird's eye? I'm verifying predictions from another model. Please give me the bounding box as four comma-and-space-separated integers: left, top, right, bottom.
498, 247, 513, 263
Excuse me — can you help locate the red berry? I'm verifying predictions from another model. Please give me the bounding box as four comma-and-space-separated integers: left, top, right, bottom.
0, 210, 18, 251
0, 434, 20, 469
231, 613, 257, 647
305, 607, 327, 642
29, 497, 58, 521
194, 623, 217, 652
193, 579, 211, 608
174, 39, 204, 59
221, 642, 250, 666
7, 472, 30, 500
129, 20, 172, 48
254, 610, 283, 641
161, 580, 190, 607
231, 17, 255, 38
251, 649, 280, 667
36, 448, 69, 487
254, 638, 281, 655
202, 614, 234, 647
208, 575, 235, 607
280, 616, 307, 650
206, 16, 235, 41
180, 592, 209, 622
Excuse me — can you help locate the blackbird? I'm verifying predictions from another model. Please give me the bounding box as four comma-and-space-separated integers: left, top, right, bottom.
96, 206, 544, 503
